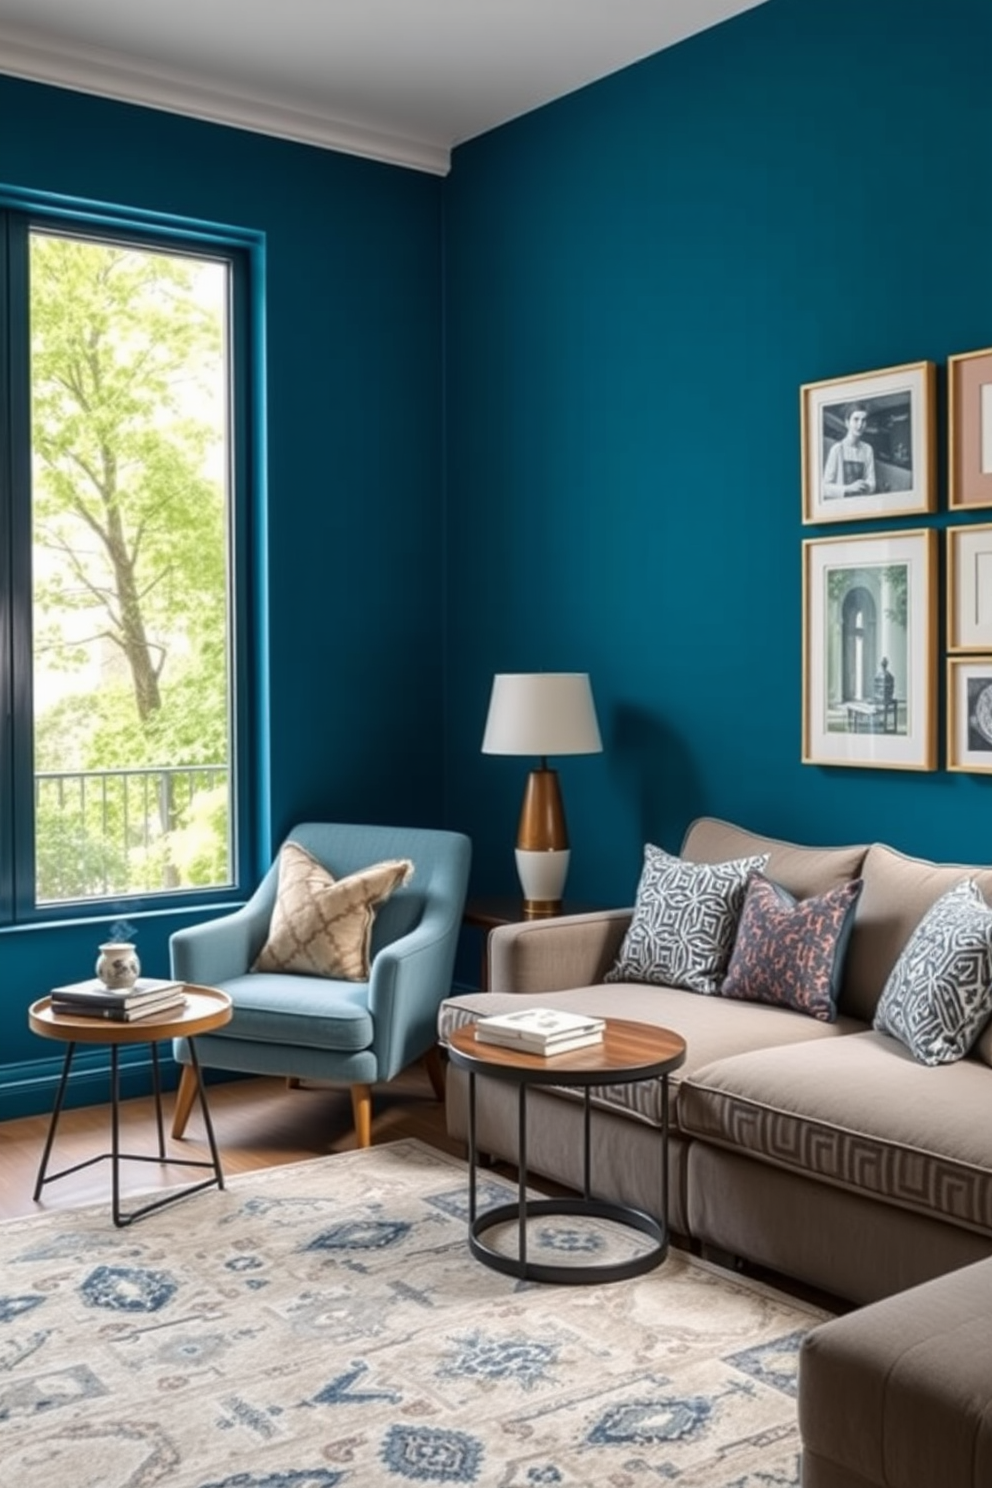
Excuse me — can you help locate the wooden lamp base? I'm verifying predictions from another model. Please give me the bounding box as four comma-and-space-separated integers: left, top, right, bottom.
516, 766, 569, 915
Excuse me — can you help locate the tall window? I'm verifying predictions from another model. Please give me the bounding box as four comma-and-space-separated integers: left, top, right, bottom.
0, 209, 251, 919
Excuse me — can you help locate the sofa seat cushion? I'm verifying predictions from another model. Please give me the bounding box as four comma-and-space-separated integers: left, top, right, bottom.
214, 972, 374, 1051
679, 1030, 992, 1235
439, 986, 861, 1129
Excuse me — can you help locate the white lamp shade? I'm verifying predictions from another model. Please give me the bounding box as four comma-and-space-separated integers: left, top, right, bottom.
481, 673, 602, 757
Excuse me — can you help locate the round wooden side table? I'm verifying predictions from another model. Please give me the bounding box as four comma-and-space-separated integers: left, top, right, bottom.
28, 984, 232, 1227
447, 1017, 687, 1284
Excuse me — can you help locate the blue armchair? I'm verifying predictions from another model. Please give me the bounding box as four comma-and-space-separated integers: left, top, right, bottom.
170, 822, 471, 1146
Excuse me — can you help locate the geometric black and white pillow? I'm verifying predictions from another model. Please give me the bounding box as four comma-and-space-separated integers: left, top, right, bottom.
873, 878, 992, 1066
605, 843, 769, 994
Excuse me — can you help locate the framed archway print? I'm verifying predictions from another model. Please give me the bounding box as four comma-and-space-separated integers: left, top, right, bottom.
802, 530, 936, 770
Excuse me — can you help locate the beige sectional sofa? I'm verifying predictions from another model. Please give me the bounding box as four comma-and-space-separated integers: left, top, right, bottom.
438, 817, 992, 1488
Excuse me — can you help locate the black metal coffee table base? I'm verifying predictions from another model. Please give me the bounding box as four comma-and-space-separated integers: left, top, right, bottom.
470, 1192, 667, 1285
447, 1018, 686, 1287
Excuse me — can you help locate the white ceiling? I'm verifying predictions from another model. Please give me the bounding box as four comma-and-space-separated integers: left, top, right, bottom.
0, 0, 767, 175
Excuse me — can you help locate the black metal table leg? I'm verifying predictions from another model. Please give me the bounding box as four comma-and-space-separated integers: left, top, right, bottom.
467, 1070, 477, 1228
517, 1082, 527, 1277
187, 1038, 224, 1190
151, 1043, 166, 1159
661, 1071, 670, 1229
111, 1044, 123, 1226
33, 1042, 75, 1200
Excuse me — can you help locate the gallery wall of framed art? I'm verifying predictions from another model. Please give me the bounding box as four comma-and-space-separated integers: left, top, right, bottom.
801, 347, 992, 774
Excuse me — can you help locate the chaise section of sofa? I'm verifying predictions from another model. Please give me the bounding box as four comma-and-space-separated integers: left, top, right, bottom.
798, 1255, 992, 1488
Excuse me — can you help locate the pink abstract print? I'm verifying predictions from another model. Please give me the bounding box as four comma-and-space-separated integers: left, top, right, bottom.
720, 874, 863, 1021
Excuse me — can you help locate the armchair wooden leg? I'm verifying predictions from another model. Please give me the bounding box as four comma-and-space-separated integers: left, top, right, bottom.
424, 1044, 446, 1104
287, 1077, 302, 1090
350, 1083, 373, 1149
171, 1064, 199, 1139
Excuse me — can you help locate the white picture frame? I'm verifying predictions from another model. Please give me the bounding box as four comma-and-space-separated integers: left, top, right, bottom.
947, 523, 992, 652
947, 656, 992, 773
802, 529, 936, 770
800, 361, 936, 525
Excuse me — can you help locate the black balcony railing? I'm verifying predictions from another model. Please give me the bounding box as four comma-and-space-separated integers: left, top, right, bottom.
35, 764, 229, 902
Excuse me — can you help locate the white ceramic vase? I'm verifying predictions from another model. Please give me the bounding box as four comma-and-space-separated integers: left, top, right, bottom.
96, 941, 141, 990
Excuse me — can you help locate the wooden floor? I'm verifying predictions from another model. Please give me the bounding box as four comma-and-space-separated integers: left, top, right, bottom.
0, 1060, 459, 1222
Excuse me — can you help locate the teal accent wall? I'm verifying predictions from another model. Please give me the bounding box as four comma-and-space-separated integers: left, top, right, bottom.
444, 0, 992, 906
0, 76, 444, 1112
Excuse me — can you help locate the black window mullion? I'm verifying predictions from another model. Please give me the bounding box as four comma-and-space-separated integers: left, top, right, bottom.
1, 211, 34, 922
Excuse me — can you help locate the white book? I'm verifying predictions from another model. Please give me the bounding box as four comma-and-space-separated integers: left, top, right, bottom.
474, 1007, 605, 1054
475, 1025, 605, 1056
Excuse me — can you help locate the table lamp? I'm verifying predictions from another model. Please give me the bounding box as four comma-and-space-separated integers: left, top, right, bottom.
481, 672, 602, 915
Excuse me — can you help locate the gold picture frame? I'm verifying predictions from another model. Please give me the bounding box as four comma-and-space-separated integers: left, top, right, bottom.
947, 523, 992, 652
800, 361, 936, 525
802, 529, 937, 770
948, 347, 992, 510
947, 656, 992, 772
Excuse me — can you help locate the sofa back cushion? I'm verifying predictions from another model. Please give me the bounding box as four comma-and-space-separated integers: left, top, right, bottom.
681, 818, 867, 900
841, 843, 992, 1024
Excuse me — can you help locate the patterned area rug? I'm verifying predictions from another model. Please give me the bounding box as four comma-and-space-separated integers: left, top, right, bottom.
0, 1139, 830, 1487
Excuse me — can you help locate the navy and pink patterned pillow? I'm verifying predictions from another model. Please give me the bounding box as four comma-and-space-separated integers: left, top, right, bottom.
720, 873, 863, 1022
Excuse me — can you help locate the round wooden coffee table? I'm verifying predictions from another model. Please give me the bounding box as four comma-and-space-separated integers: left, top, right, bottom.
447, 1017, 686, 1284
28, 985, 232, 1228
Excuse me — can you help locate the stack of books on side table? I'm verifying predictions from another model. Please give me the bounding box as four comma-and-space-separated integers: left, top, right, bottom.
49, 977, 187, 1022
474, 1007, 606, 1056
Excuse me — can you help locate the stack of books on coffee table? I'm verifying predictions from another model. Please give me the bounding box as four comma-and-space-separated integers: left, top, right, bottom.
474, 1007, 606, 1055
49, 976, 187, 1022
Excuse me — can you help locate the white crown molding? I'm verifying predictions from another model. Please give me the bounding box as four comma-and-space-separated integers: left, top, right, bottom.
0, 22, 450, 177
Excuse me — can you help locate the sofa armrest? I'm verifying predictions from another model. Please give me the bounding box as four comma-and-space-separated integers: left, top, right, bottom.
488, 908, 633, 994
170, 900, 270, 986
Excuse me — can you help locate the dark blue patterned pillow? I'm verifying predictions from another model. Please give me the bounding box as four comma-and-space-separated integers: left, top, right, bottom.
605, 844, 768, 994
720, 873, 862, 1022
873, 878, 992, 1065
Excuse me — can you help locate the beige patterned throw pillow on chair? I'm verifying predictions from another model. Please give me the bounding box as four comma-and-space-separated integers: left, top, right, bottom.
253, 842, 414, 981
